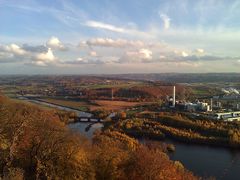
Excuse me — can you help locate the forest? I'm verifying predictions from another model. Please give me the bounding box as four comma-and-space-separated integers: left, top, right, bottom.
0, 95, 198, 180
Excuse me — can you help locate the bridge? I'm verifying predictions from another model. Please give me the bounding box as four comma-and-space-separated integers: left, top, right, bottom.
74, 116, 103, 123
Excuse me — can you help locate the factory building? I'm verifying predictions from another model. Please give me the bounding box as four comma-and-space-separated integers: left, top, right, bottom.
166, 86, 240, 122
184, 101, 211, 112
168, 86, 212, 112
207, 111, 240, 121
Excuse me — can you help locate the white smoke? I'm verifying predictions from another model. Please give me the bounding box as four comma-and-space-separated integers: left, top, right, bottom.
222, 88, 230, 94
222, 88, 239, 95
229, 88, 239, 94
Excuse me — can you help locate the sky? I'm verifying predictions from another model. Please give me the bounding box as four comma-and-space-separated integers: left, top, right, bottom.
0, 0, 240, 74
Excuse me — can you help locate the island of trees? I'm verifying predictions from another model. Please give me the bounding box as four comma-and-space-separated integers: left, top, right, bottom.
108, 111, 240, 148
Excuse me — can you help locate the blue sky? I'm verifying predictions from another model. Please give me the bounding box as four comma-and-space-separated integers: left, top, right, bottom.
0, 0, 240, 74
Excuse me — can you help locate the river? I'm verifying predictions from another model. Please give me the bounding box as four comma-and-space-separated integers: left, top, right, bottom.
71, 121, 240, 179
68, 122, 103, 139
166, 139, 240, 179
19, 97, 240, 180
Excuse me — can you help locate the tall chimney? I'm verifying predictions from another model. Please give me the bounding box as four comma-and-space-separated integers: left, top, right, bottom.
173, 86, 176, 107
210, 98, 213, 111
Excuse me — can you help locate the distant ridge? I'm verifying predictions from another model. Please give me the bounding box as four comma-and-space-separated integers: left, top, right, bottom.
98, 73, 240, 83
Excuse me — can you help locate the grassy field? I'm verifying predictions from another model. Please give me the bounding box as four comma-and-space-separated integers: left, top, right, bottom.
191, 88, 210, 96
11, 98, 55, 111
91, 100, 152, 111
187, 83, 223, 98
39, 98, 151, 111
80, 81, 144, 89
39, 98, 91, 111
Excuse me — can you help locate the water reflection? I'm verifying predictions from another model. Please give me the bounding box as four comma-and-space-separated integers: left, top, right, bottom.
68, 122, 103, 139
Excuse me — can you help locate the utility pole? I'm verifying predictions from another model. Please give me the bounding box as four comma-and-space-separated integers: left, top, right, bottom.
173, 86, 176, 107
111, 88, 114, 101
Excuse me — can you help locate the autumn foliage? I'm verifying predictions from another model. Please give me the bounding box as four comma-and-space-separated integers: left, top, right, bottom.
0, 95, 198, 179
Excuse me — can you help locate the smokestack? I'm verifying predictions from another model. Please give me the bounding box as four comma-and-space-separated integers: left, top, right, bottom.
173, 86, 176, 107
210, 98, 213, 111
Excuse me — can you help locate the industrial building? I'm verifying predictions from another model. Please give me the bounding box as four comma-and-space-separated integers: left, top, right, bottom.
168, 86, 212, 112
167, 86, 240, 122
184, 101, 211, 112
207, 111, 240, 121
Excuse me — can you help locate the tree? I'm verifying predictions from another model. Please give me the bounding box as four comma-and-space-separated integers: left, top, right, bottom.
0, 96, 94, 179
229, 131, 240, 146
119, 112, 127, 119
127, 146, 197, 180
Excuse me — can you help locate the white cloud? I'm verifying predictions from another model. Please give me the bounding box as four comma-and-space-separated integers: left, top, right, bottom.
89, 51, 97, 57
196, 49, 204, 53
85, 21, 125, 33
66, 56, 118, 65
5, 44, 27, 56
160, 14, 171, 30
139, 49, 153, 60
175, 61, 201, 67
34, 61, 48, 67
0, 36, 239, 70
173, 50, 189, 57
74, 57, 91, 64
78, 40, 86, 46
120, 48, 153, 63
195, 48, 205, 54
0, 42, 59, 66
84, 21, 152, 38
46, 36, 66, 50
0, 44, 29, 63
85, 38, 144, 48
35, 48, 56, 62
29, 48, 58, 67
102, 56, 119, 64
181, 51, 189, 57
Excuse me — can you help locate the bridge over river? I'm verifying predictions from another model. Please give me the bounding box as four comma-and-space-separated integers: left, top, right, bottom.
73, 116, 103, 123
18, 97, 105, 123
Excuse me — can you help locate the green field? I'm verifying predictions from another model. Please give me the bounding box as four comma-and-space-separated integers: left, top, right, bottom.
79, 81, 144, 89
39, 98, 91, 111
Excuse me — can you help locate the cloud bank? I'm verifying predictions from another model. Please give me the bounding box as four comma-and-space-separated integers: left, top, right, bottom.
1, 36, 239, 69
